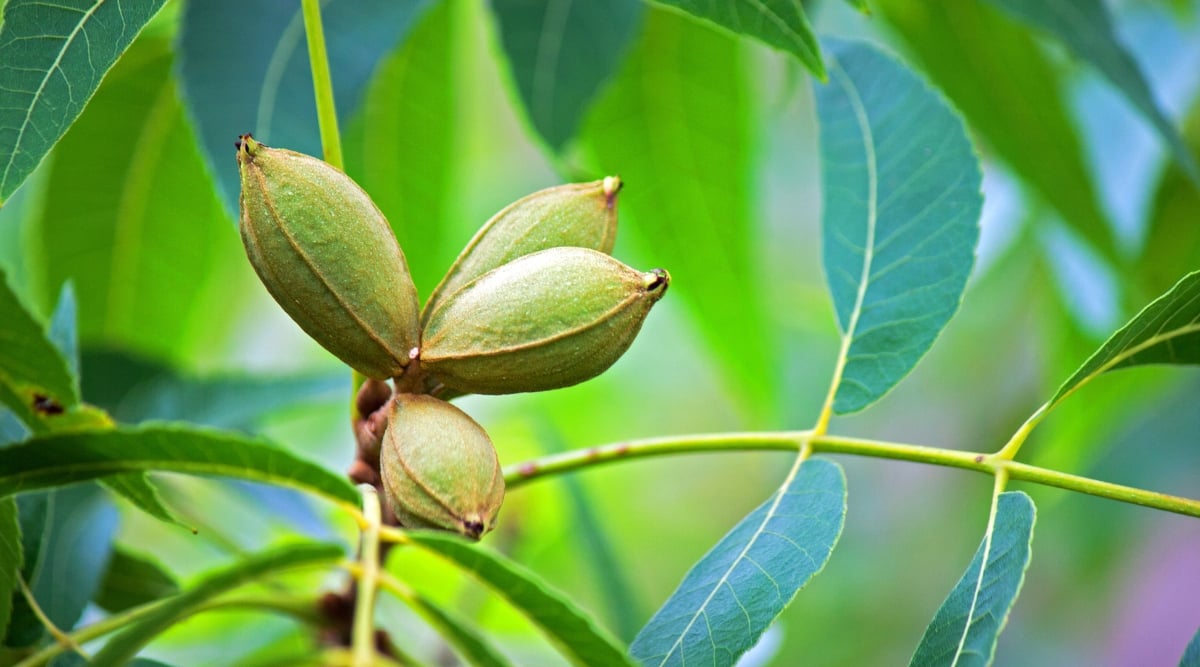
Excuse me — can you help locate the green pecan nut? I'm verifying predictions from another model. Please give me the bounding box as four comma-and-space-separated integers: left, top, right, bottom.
380, 394, 504, 539
422, 177, 621, 325
420, 246, 669, 395
237, 135, 419, 379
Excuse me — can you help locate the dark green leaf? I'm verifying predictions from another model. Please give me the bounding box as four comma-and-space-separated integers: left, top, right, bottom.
984, 0, 1200, 187
99, 472, 190, 531
581, 7, 777, 409
393, 584, 514, 667
0, 270, 78, 424
910, 491, 1036, 667
490, 0, 642, 150
877, 0, 1119, 265
90, 542, 344, 667
55, 656, 176, 667
407, 532, 634, 667
0, 0, 168, 203
5, 483, 117, 647
629, 458, 845, 667
94, 546, 179, 614
26, 36, 239, 364
178, 0, 429, 211
652, 0, 823, 78
1182, 624, 1200, 667
814, 39, 981, 414
0, 497, 18, 637
0, 425, 359, 506
1049, 271, 1200, 407
80, 349, 345, 431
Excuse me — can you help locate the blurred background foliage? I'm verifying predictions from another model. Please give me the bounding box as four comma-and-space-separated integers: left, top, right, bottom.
1, 0, 1199, 664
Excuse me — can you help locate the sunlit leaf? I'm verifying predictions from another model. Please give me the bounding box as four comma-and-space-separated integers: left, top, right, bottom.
406, 532, 634, 667
876, 0, 1119, 265
388, 580, 514, 667
1048, 271, 1200, 407
4, 484, 117, 647
0, 497, 18, 637
95, 545, 179, 614
0, 425, 359, 506
629, 458, 846, 667
178, 0, 429, 211
814, 39, 981, 414
342, 0, 466, 301
1181, 624, 1200, 667
652, 0, 823, 78
25, 36, 240, 365
582, 7, 777, 410
0, 271, 78, 425
910, 491, 1036, 667
984, 0, 1200, 187
0, 0, 168, 203
100, 471, 190, 532
490, 0, 642, 151
90, 542, 344, 667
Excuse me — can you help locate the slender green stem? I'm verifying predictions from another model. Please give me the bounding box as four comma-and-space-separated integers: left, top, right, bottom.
994, 401, 1051, 460
502, 431, 1200, 519
301, 0, 343, 169
353, 487, 382, 667
17, 576, 88, 660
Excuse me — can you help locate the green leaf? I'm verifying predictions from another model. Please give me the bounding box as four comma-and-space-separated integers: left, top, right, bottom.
0, 270, 78, 425
25, 36, 239, 365
652, 0, 823, 78
984, 0, 1200, 187
0, 0, 168, 203
876, 0, 1119, 265
99, 471, 191, 532
407, 532, 634, 667
581, 7, 777, 410
629, 458, 846, 667
342, 0, 466, 302
0, 424, 359, 506
5, 483, 117, 647
178, 0, 429, 211
489, 0, 642, 151
813, 39, 982, 414
1182, 624, 1200, 667
910, 491, 1036, 667
0, 497, 18, 638
95, 546, 179, 614
1048, 270, 1200, 407
391, 583, 514, 667
90, 542, 344, 667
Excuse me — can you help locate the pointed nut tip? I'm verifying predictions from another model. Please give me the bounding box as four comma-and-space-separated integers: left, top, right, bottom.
603, 175, 622, 207
645, 268, 670, 294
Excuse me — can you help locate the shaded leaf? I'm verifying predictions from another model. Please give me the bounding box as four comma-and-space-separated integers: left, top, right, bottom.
95, 546, 179, 613
490, 0, 642, 150
0, 425, 359, 506
178, 0, 429, 212
628, 458, 845, 667
26, 36, 240, 365
1182, 624, 1200, 667
653, 0, 823, 78
99, 472, 190, 532
0, 0, 168, 203
910, 491, 1036, 667
90, 542, 344, 667
0, 497, 18, 637
876, 0, 1119, 265
814, 39, 981, 414
984, 0, 1200, 187
1049, 271, 1200, 406
581, 7, 777, 410
47, 283, 79, 383
5, 483, 118, 647
407, 532, 634, 667
0, 270, 78, 425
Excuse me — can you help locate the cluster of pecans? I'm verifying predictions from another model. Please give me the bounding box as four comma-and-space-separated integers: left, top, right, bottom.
235, 136, 668, 540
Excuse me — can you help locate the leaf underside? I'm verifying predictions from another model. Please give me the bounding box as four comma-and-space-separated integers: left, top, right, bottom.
814, 39, 982, 414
